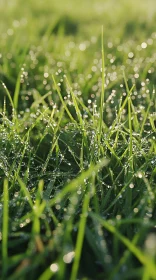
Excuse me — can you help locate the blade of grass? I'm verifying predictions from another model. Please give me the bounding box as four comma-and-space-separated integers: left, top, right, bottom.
41, 135, 59, 173
1, 81, 14, 109
13, 70, 21, 110
99, 26, 105, 138
70, 192, 90, 280
38, 265, 57, 280
49, 158, 109, 207
123, 72, 134, 218
65, 76, 83, 127
109, 84, 135, 137
13, 45, 28, 110
32, 180, 45, 236
110, 233, 140, 278
2, 179, 9, 277
130, 99, 140, 132
31, 91, 53, 108
52, 74, 76, 123
103, 175, 133, 214
57, 192, 80, 280
90, 212, 156, 279
17, 177, 33, 209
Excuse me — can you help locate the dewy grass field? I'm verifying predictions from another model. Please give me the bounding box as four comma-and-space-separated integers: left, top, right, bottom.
0, 0, 156, 279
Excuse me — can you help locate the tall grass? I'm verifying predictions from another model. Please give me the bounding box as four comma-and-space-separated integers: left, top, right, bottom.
0, 0, 156, 279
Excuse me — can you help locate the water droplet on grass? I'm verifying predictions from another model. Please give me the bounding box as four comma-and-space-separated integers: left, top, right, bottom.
136, 172, 143, 178
50, 263, 59, 272
79, 43, 86, 51
63, 251, 75, 264
141, 42, 147, 49
128, 52, 134, 58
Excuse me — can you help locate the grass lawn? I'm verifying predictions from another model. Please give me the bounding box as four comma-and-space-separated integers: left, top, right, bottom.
0, 0, 156, 279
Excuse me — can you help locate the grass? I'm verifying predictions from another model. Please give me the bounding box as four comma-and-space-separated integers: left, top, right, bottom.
0, 0, 156, 279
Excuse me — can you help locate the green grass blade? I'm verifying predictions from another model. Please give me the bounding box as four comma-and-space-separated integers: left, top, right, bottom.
1, 81, 14, 109
90, 212, 156, 279
38, 265, 57, 280
52, 74, 76, 123
13, 71, 21, 110
49, 158, 109, 207
70, 192, 90, 280
2, 179, 9, 277
109, 84, 135, 136
65, 76, 83, 127
17, 177, 33, 209
99, 26, 105, 138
